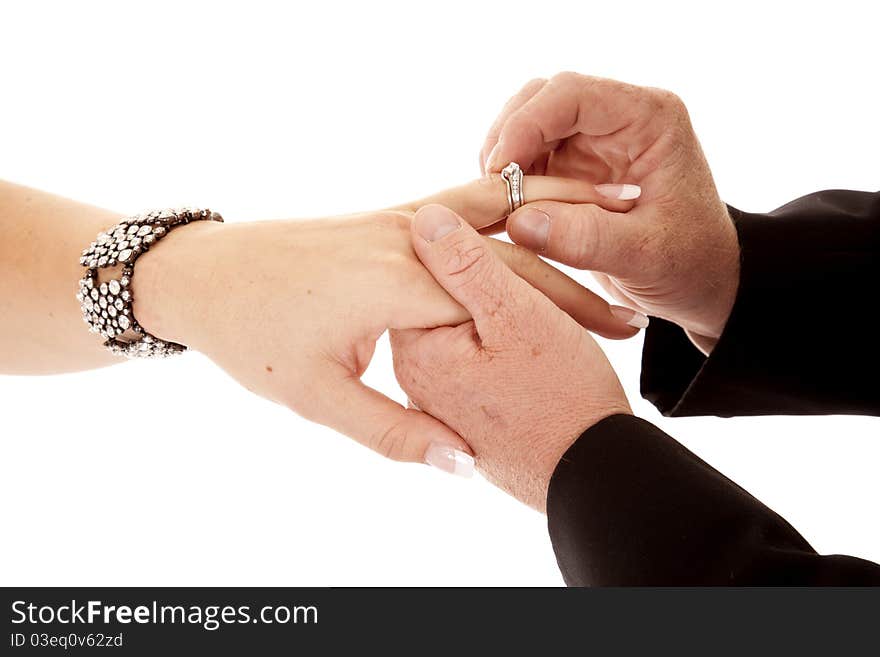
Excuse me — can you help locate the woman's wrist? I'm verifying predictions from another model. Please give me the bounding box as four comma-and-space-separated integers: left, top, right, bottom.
130, 219, 227, 351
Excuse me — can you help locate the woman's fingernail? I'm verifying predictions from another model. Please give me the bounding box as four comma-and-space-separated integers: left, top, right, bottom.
425, 444, 474, 478
415, 205, 461, 242
510, 208, 550, 252
610, 305, 650, 329
596, 183, 642, 201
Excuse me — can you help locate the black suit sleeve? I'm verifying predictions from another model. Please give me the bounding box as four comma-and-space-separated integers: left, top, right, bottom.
546, 191, 880, 585
641, 189, 880, 417
547, 414, 880, 586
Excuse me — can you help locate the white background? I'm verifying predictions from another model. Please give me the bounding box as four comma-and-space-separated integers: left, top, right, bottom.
1, 1, 877, 586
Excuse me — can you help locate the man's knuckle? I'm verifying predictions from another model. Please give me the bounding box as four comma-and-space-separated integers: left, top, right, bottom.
443, 240, 491, 287
552, 71, 584, 87
524, 77, 547, 91
663, 91, 688, 115
645, 87, 686, 115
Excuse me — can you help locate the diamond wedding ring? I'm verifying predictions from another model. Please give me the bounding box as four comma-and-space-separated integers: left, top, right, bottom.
500, 162, 524, 215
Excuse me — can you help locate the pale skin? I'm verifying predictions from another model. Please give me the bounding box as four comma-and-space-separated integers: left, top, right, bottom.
0, 175, 640, 474
481, 72, 742, 354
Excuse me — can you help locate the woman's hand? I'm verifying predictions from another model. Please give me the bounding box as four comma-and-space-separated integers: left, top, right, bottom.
130, 175, 642, 474
482, 73, 741, 353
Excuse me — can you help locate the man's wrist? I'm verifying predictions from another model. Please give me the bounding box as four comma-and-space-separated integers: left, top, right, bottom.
685, 330, 720, 356
534, 407, 633, 513
685, 209, 741, 354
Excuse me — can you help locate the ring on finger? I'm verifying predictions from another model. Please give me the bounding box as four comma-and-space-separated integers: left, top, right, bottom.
500, 162, 524, 214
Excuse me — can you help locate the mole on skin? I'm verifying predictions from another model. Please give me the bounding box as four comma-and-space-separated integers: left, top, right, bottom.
265, 365, 273, 373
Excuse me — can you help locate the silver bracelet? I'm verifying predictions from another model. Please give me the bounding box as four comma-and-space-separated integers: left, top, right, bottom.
76, 207, 223, 358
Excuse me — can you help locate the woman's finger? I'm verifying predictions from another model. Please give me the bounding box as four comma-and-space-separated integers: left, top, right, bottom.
488, 238, 641, 340
315, 371, 474, 476
391, 174, 636, 231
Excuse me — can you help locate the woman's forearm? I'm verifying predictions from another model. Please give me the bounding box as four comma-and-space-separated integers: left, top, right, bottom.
0, 180, 123, 374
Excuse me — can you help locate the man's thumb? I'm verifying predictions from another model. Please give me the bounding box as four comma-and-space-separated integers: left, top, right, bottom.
507, 201, 638, 277
411, 204, 529, 339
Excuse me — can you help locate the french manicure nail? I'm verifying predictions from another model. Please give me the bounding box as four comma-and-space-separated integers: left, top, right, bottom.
610, 305, 650, 329
415, 205, 461, 242
425, 444, 474, 478
596, 183, 642, 201
511, 208, 550, 252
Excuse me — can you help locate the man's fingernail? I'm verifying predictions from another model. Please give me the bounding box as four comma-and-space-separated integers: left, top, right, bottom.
425, 444, 474, 478
414, 205, 461, 242
511, 208, 550, 252
610, 305, 650, 329
485, 142, 501, 172
596, 183, 642, 201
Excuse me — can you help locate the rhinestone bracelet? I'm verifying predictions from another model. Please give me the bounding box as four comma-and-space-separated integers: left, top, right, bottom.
76, 207, 223, 358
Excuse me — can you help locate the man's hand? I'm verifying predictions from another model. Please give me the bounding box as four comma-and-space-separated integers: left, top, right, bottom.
391, 204, 631, 510
482, 73, 741, 353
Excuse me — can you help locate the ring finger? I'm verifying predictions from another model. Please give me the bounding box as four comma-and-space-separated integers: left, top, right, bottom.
391, 173, 635, 233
